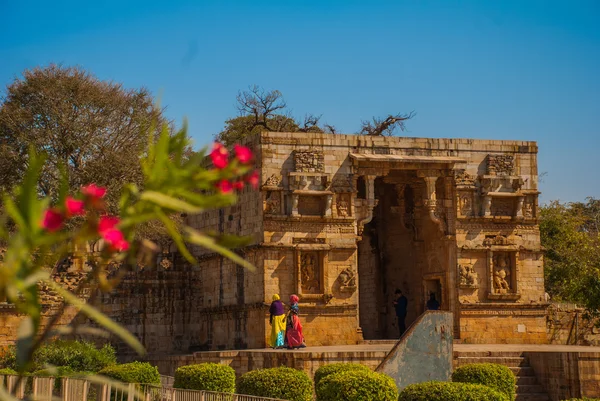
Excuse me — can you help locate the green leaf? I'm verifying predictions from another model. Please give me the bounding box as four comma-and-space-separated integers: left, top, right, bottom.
45, 279, 146, 356
140, 191, 203, 213
184, 227, 255, 271
156, 210, 195, 263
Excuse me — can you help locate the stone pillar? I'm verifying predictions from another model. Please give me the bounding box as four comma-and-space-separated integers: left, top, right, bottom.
395, 184, 406, 227
325, 194, 333, 217
292, 194, 299, 216
482, 196, 492, 217
516, 196, 525, 219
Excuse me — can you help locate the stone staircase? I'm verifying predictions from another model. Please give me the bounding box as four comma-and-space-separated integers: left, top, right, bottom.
455, 351, 550, 401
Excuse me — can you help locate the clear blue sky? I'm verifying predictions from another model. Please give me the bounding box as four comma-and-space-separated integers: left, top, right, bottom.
1, 0, 598, 203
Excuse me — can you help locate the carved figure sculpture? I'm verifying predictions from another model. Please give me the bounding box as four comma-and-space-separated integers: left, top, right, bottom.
493, 255, 511, 294
264, 192, 280, 215
459, 193, 472, 216
338, 267, 356, 290
301, 253, 320, 293
459, 264, 477, 286
264, 174, 281, 187
337, 197, 349, 217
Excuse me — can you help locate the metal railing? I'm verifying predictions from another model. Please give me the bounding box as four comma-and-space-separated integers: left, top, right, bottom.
0, 375, 288, 401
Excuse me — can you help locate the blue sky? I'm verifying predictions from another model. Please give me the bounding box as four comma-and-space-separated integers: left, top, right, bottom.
1, 0, 598, 203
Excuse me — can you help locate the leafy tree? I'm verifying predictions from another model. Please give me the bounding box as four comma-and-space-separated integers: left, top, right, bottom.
540, 198, 600, 317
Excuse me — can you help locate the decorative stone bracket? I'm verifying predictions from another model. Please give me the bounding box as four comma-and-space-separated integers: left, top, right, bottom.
356, 175, 377, 234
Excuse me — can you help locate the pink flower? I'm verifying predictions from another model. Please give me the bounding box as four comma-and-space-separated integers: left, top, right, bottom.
246, 171, 259, 189
217, 180, 233, 194
41, 209, 64, 232
81, 184, 106, 200
234, 145, 253, 164
98, 216, 120, 234
210, 143, 229, 169
65, 197, 86, 217
233, 181, 244, 191
97, 216, 129, 252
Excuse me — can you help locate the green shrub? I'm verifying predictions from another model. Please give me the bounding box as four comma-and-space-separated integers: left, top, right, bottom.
0, 346, 16, 370
399, 381, 509, 401
237, 367, 312, 401
316, 370, 398, 401
0, 367, 17, 375
313, 363, 371, 388
31, 340, 116, 372
174, 363, 236, 393
452, 363, 515, 400
99, 362, 160, 385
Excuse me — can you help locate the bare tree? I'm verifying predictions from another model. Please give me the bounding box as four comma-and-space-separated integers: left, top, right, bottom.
323, 124, 338, 135
297, 114, 323, 133
235, 85, 287, 130
360, 111, 416, 136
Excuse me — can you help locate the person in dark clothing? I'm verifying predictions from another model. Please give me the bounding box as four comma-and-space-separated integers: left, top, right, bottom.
393, 289, 408, 337
426, 293, 440, 310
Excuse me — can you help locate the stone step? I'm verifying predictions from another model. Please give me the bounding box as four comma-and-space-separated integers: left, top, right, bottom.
510, 366, 535, 376
454, 351, 525, 358
456, 356, 528, 367
516, 384, 546, 394
516, 376, 539, 386
360, 340, 398, 345
515, 393, 550, 401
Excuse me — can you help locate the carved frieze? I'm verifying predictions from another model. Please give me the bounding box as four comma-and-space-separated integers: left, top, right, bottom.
292, 238, 326, 244
490, 198, 514, 217
458, 192, 474, 217
264, 220, 356, 235
454, 169, 476, 187
487, 154, 514, 176
294, 150, 325, 173
329, 175, 354, 193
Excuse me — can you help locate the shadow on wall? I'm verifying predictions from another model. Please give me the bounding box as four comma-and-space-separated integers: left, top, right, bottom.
376, 311, 453, 391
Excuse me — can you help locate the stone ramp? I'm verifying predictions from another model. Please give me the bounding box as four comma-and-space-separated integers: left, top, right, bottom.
455, 351, 549, 401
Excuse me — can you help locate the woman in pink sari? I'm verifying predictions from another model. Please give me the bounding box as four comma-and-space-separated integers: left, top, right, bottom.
285, 294, 306, 349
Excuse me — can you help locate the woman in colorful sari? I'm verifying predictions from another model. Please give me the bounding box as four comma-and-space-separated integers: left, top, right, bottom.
269, 294, 286, 348
285, 294, 306, 349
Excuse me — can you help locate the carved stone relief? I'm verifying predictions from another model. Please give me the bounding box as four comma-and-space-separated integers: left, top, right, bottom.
487, 154, 515, 176
492, 253, 513, 294
459, 263, 478, 288
298, 196, 322, 216
338, 267, 357, 291
483, 235, 511, 247
300, 252, 321, 294
294, 150, 325, 173
264, 191, 281, 215
264, 174, 281, 187
455, 170, 476, 187
523, 196, 535, 218
458, 192, 473, 217
336, 194, 350, 217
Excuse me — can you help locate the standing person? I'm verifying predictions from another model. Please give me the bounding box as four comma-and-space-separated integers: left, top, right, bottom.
393, 289, 408, 337
426, 293, 440, 310
286, 294, 306, 349
269, 294, 286, 348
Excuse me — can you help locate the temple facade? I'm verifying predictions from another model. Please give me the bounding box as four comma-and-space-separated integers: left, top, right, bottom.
185, 131, 547, 350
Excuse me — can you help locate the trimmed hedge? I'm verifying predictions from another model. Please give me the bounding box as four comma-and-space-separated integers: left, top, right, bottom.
99, 362, 160, 385
313, 363, 371, 388
316, 370, 398, 401
174, 363, 236, 393
399, 381, 509, 401
237, 367, 312, 401
0, 367, 18, 375
32, 341, 116, 373
452, 363, 515, 400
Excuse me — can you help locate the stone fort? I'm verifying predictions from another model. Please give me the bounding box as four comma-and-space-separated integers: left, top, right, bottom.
0, 131, 549, 357
183, 131, 546, 350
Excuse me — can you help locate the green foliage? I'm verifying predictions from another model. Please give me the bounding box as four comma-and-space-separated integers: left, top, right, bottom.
237, 367, 312, 401
173, 363, 236, 393
313, 363, 371, 388
540, 198, 600, 316
398, 381, 509, 401
452, 363, 515, 400
0, 368, 17, 375
0, 346, 16, 369
32, 341, 116, 373
98, 362, 160, 385
315, 370, 398, 401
